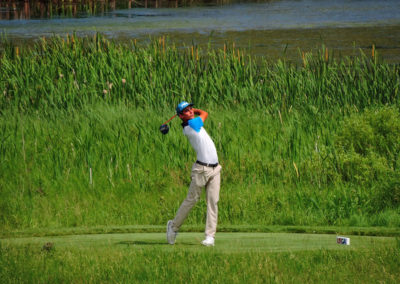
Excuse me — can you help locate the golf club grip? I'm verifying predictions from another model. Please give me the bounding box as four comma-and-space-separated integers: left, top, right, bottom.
163, 114, 177, 125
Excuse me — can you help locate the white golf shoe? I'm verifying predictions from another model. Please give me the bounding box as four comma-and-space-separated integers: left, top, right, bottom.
166, 220, 178, 245
201, 236, 215, 247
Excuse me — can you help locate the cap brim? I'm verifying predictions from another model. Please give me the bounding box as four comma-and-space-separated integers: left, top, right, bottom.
178, 103, 194, 114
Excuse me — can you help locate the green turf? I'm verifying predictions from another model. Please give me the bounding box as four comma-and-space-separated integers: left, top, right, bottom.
2, 224, 400, 239
1, 232, 399, 283
1, 232, 396, 252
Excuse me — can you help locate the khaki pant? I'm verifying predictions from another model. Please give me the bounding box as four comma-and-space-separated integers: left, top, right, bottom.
172, 163, 222, 238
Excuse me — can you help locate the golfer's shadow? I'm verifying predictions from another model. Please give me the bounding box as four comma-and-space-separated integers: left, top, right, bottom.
116, 240, 197, 246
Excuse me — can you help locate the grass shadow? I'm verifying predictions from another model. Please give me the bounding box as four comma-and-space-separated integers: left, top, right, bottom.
116, 240, 197, 246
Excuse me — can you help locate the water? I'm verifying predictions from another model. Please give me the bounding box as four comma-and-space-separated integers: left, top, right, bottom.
1, 0, 400, 62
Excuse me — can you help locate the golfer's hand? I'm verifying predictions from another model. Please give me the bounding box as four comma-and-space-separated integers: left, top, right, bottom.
193, 108, 208, 122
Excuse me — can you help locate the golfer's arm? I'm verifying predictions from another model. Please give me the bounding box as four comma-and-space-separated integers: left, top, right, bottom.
193, 108, 208, 122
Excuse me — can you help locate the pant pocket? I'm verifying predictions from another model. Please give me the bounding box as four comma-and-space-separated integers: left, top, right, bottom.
191, 170, 207, 187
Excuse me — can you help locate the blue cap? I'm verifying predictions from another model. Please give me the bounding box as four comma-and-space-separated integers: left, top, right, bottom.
176, 101, 193, 114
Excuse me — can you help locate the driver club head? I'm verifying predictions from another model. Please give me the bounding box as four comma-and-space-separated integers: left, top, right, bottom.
160, 124, 169, 135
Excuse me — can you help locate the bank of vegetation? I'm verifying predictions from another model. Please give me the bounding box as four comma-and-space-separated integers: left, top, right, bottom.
0, 35, 399, 231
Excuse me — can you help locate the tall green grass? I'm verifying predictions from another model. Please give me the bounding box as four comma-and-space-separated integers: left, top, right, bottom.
0, 35, 399, 231
1, 104, 399, 230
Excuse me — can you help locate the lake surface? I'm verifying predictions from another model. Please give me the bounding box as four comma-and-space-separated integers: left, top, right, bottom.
1, 0, 400, 62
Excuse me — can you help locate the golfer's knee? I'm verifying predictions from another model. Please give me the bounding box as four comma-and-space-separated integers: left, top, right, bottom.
208, 198, 219, 206
206, 188, 220, 204
183, 196, 199, 206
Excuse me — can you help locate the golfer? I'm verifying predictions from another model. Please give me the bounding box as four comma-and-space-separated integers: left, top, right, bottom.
167, 101, 222, 246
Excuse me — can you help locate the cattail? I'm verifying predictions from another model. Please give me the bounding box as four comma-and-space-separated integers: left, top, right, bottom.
224, 43, 226, 60
372, 44, 375, 59
325, 47, 328, 62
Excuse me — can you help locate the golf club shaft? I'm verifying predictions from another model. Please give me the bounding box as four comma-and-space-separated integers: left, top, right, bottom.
163, 114, 177, 125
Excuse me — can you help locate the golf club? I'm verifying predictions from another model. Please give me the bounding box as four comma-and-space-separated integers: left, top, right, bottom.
159, 114, 177, 134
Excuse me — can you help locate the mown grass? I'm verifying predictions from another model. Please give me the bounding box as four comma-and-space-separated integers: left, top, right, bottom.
1, 232, 399, 283
0, 34, 399, 232
3, 224, 400, 239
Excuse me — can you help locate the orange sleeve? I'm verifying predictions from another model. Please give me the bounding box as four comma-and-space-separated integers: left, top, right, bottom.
193, 108, 208, 122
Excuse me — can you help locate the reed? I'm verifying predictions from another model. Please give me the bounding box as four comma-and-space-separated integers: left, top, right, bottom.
1, 34, 398, 113
0, 35, 399, 231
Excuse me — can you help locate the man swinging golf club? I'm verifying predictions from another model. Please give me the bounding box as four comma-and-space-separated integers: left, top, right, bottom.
166, 101, 222, 246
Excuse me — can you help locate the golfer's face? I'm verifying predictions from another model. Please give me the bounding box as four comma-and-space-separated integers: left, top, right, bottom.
180, 106, 194, 120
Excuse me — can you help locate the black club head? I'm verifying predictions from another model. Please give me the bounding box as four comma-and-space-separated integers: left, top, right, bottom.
160, 124, 169, 135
